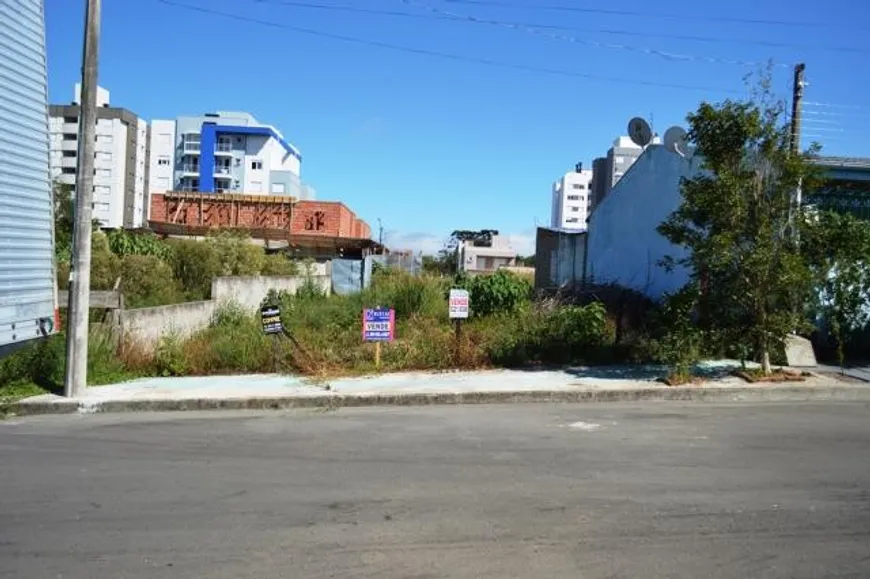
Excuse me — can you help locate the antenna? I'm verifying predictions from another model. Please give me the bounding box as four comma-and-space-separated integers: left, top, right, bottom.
663, 126, 690, 158
628, 117, 653, 148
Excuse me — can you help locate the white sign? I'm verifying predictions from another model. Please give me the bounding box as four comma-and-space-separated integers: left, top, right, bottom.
449, 289, 470, 319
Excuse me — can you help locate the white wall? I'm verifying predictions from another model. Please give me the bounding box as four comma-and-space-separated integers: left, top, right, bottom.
244, 134, 269, 192
148, 119, 176, 208
586, 145, 700, 300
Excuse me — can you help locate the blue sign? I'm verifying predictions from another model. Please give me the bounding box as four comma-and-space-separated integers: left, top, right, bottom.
362, 308, 395, 342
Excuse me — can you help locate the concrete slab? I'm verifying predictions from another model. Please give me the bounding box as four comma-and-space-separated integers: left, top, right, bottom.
786, 335, 818, 367
7, 361, 868, 416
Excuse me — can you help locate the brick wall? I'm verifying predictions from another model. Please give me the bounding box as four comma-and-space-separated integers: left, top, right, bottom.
150, 194, 371, 239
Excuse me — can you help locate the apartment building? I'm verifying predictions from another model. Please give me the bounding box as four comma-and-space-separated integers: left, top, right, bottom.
458, 234, 518, 273
148, 111, 315, 200
551, 164, 593, 231
49, 84, 148, 228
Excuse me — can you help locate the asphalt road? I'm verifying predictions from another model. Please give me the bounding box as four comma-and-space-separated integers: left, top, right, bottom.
2, 403, 870, 578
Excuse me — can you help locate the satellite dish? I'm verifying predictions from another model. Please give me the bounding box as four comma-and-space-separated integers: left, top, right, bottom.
663, 126, 689, 158
628, 117, 653, 148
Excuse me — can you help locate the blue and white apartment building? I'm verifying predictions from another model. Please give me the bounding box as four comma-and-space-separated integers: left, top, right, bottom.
148, 111, 315, 199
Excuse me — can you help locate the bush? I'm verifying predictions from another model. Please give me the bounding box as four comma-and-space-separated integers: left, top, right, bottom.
457, 270, 532, 317
485, 302, 613, 366
169, 239, 222, 300
207, 231, 265, 276
261, 253, 300, 276
107, 229, 173, 261
120, 255, 184, 308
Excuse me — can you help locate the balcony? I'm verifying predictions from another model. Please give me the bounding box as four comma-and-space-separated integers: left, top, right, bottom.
181, 142, 200, 154
180, 164, 199, 176
214, 165, 232, 176
214, 141, 233, 155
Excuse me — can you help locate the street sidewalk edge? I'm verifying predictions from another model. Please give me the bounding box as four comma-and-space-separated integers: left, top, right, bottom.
6, 384, 870, 416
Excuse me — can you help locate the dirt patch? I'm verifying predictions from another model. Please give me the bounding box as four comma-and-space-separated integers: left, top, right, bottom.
659, 375, 706, 387
731, 369, 810, 384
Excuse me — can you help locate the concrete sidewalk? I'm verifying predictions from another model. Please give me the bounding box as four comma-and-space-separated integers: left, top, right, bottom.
8, 362, 870, 416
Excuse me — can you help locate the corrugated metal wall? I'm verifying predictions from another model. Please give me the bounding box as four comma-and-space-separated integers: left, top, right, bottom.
0, 0, 57, 349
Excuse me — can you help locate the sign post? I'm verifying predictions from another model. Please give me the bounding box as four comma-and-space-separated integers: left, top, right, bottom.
363, 307, 395, 370
261, 304, 284, 370
449, 289, 470, 367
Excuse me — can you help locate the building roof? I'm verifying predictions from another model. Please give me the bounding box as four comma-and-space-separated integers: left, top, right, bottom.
813, 156, 870, 170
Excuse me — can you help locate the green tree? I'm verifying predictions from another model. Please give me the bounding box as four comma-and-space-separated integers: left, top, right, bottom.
657, 92, 819, 375
802, 210, 870, 368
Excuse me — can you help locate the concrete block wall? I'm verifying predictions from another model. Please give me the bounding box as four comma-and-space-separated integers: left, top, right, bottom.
211, 275, 331, 311
120, 300, 216, 347
120, 275, 330, 346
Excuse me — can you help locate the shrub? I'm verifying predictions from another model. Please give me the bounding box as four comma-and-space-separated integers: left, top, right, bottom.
107, 229, 173, 261
207, 231, 265, 276
484, 302, 613, 366
457, 270, 532, 317
120, 255, 184, 308
261, 253, 300, 276
91, 232, 121, 290
169, 239, 222, 300
154, 333, 188, 377
367, 272, 444, 319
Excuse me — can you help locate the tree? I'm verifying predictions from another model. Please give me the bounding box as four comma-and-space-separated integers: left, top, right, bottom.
658, 91, 820, 375
802, 210, 870, 368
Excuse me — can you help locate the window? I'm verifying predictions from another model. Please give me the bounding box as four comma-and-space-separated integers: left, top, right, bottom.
94, 185, 111, 197
157, 156, 170, 166
566, 217, 579, 223
615, 156, 625, 164
271, 183, 286, 194
62, 151, 76, 158
95, 168, 111, 178
570, 206, 580, 212
251, 159, 263, 170
567, 195, 580, 201
63, 133, 76, 141
96, 134, 113, 144
572, 183, 585, 190
63, 116, 77, 124
61, 167, 76, 175
250, 181, 263, 193
95, 151, 112, 162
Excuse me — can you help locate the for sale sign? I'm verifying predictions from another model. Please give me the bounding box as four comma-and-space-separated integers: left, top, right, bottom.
449, 289, 470, 319
261, 305, 283, 335
362, 308, 395, 342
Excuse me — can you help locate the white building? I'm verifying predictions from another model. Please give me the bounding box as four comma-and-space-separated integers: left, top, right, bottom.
586, 144, 697, 300
551, 164, 593, 230
148, 111, 314, 200
458, 234, 517, 273
49, 84, 148, 229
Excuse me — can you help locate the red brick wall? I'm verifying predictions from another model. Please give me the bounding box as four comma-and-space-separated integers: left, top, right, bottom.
150, 194, 371, 239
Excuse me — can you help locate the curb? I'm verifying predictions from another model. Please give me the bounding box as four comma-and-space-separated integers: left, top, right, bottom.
7, 383, 870, 416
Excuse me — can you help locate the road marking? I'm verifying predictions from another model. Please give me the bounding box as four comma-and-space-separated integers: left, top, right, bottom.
567, 421, 602, 431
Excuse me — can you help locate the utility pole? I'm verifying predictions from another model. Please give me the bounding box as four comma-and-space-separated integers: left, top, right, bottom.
377, 218, 383, 245
64, 0, 101, 398
790, 63, 806, 155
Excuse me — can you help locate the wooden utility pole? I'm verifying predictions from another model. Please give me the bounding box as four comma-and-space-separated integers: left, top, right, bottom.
64, 0, 101, 398
790, 63, 806, 154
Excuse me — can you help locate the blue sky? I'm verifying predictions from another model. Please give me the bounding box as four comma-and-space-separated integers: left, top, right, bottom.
45, 0, 870, 255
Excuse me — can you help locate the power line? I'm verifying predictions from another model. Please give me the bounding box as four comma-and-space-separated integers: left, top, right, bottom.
804, 101, 867, 110
250, 0, 870, 55
156, 0, 745, 94
440, 0, 870, 31
401, 0, 785, 68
